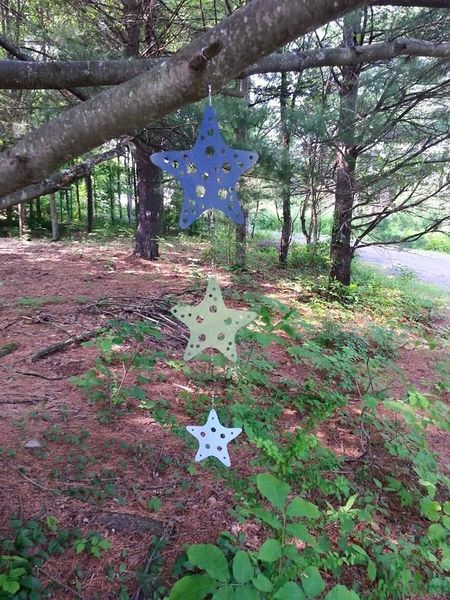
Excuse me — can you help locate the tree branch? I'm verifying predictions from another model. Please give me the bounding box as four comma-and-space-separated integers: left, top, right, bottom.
0, 144, 126, 211
0, 33, 89, 102
372, 1, 450, 8
0, 0, 369, 199
0, 39, 448, 89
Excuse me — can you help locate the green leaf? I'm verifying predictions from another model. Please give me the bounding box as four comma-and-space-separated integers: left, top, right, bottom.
188, 545, 230, 583
274, 582, 306, 599
252, 574, 273, 592
286, 523, 317, 547
367, 560, 376, 582
232, 551, 254, 584
443, 501, 450, 515
428, 524, 446, 541
256, 473, 290, 511
239, 586, 261, 600
286, 497, 320, 520
249, 508, 282, 530
257, 539, 282, 563
420, 498, 442, 522
0, 579, 20, 594
324, 585, 360, 600
168, 575, 214, 600
301, 566, 325, 597
212, 586, 236, 600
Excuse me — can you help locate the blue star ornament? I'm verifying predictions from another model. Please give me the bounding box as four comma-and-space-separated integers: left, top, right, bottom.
150, 105, 258, 228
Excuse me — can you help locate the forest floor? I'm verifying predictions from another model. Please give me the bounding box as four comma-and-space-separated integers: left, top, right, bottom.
0, 238, 449, 600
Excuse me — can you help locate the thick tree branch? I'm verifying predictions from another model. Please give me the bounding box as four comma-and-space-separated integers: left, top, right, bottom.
0, 0, 369, 199
372, 1, 450, 8
0, 39, 448, 89
0, 144, 126, 211
0, 33, 89, 102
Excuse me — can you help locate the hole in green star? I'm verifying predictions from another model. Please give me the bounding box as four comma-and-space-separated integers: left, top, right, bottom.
209, 305, 217, 313
217, 332, 225, 341
196, 315, 204, 324
198, 334, 206, 342
224, 317, 232, 325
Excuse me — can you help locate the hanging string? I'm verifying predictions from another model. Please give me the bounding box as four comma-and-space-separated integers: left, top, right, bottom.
208, 82, 216, 409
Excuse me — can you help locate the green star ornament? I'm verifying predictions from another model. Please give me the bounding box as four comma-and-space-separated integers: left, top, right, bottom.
171, 277, 256, 362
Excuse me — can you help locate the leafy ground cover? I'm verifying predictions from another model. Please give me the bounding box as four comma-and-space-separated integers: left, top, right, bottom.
0, 238, 449, 599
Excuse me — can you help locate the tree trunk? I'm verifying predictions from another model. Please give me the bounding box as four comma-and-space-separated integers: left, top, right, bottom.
117, 157, 123, 221
75, 179, 82, 221
49, 192, 59, 241
18, 202, 27, 237
36, 197, 42, 222
279, 71, 293, 265
329, 10, 363, 286
235, 209, 248, 270
86, 173, 94, 233
133, 143, 164, 259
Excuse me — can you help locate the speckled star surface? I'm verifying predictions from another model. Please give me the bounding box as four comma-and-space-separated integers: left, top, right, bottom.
150, 105, 258, 228
171, 277, 256, 362
186, 408, 242, 467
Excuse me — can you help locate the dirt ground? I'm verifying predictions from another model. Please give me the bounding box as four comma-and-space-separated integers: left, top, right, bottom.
0, 238, 448, 599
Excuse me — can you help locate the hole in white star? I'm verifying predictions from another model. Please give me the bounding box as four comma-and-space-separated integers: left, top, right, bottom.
200, 431, 206, 437
220, 433, 226, 439
217, 446, 222, 451
211, 427, 216, 432
205, 444, 211, 449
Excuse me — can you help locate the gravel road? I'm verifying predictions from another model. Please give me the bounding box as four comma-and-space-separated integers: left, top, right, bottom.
356, 245, 450, 291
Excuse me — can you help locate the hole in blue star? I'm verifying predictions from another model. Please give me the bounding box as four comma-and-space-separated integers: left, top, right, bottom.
173, 160, 179, 169
207, 128, 214, 136
187, 162, 197, 174
205, 146, 215, 157
196, 185, 206, 197
222, 162, 231, 173
218, 188, 228, 200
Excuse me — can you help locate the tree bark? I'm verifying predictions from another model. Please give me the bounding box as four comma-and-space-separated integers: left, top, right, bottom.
329, 11, 363, 286
133, 143, 164, 259
0, 0, 369, 199
49, 193, 59, 241
279, 71, 293, 265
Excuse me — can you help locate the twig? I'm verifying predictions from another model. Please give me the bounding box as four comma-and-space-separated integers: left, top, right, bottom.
31, 327, 105, 362
16, 369, 63, 381
38, 568, 86, 600
0, 342, 19, 359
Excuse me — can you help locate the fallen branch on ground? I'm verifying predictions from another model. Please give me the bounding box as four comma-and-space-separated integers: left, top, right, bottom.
31, 328, 105, 362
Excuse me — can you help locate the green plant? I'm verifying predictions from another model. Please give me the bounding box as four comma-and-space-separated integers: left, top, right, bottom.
74, 533, 112, 558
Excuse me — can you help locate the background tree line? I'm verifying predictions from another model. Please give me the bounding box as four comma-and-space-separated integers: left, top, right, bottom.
0, 0, 449, 284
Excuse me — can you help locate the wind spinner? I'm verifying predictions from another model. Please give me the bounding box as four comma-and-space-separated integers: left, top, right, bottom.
151, 93, 259, 467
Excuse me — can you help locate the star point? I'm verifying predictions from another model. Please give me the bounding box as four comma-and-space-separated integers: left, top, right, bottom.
150, 105, 258, 228
186, 408, 242, 467
171, 277, 256, 362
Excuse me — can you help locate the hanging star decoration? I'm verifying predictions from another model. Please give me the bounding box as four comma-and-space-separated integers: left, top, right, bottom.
186, 408, 242, 467
171, 277, 256, 362
150, 105, 258, 228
